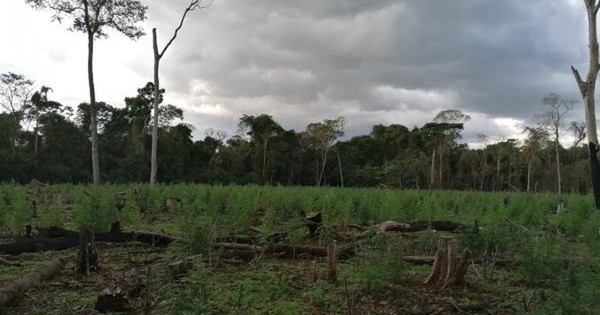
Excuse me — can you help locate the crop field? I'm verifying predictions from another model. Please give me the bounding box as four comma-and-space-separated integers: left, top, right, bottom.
1, 183, 599, 314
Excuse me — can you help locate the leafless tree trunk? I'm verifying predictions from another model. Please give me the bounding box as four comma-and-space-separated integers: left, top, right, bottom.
430, 149, 436, 190
262, 137, 268, 182
334, 149, 344, 188
527, 160, 532, 193
496, 157, 501, 191
438, 145, 444, 188
150, 0, 205, 186
86, 21, 101, 186
555, 136, 562, 194
572, 0, 600, 208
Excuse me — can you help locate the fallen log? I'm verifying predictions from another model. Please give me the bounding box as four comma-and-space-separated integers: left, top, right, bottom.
95, 268, 145, 313
0, 256, 68, 306
374, 220, 470, 234
213, 242, 355, 260
0, 227, 178, 255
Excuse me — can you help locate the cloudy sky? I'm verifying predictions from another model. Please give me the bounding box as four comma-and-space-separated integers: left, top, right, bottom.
0, 0, 591, 145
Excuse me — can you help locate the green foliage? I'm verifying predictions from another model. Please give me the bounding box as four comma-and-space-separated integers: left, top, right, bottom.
355, 243, 409, 295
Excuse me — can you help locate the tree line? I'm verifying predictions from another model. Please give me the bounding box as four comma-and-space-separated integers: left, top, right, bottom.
0, 74, 592, 193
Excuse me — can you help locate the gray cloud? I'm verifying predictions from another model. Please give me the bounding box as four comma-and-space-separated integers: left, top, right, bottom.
0, 0, 592, 143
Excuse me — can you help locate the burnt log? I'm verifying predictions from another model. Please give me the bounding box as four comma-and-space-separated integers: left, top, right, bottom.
0, 227, 178, 255
375, 220, 469, 233
213, 242, 355, 260
0, 256, 68, 306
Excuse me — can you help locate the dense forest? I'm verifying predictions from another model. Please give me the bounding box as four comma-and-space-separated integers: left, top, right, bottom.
0, 73, 589, 193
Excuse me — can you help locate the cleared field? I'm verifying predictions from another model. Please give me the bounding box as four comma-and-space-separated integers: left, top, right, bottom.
0, 184, 599, 314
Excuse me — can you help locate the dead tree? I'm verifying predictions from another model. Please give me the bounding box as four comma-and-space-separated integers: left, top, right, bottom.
572, 0, 600, 208
150, 0, 207, 186
423, 237, 470, 287
536, 94, 575, 194
76, 225, 98, 276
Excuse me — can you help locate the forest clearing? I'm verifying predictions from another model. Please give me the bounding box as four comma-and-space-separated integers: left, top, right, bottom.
0, 183, 598, 314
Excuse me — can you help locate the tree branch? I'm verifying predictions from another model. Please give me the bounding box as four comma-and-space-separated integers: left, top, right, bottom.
159, 0, 209, 58
572, 65, 587, 94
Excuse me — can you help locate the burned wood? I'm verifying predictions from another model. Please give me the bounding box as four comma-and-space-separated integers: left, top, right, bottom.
0, 227, 178, 255
0, 256, 68, 307
213, 242, 355, 260
76, 225, 98, 276
95, 268, 146, 313
374, 220, 469, 233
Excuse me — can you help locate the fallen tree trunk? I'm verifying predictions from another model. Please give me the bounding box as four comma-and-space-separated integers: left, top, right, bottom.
0, 256, 68, 306
0, 227, 178, 255
95, 268, 145, 313
374, 220, 470, 234
214, 242, 355, 260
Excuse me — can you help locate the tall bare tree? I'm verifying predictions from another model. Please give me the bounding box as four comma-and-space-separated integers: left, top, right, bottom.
535, 93, 575, 194
26, 0, 147, 185
150, 0, 207, 187
572, 0, 600, 208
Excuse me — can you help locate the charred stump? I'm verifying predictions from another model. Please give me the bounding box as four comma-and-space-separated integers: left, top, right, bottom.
76, 225, 98, 276
423, 237, 470, 287
305, 212, 322, 240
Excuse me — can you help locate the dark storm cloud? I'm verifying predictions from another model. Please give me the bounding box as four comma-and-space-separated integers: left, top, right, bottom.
5, 0, 586, 141
145, 0, 587, 139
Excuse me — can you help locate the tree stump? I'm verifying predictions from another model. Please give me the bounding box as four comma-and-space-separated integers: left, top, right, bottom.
76, 225, 98, 276
424, 237, 470, 287
305, 212, 322, 240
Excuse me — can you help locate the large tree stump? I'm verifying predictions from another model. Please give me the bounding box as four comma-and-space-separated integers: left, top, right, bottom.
424, 237, 470, 287
76, 225, 98, 276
